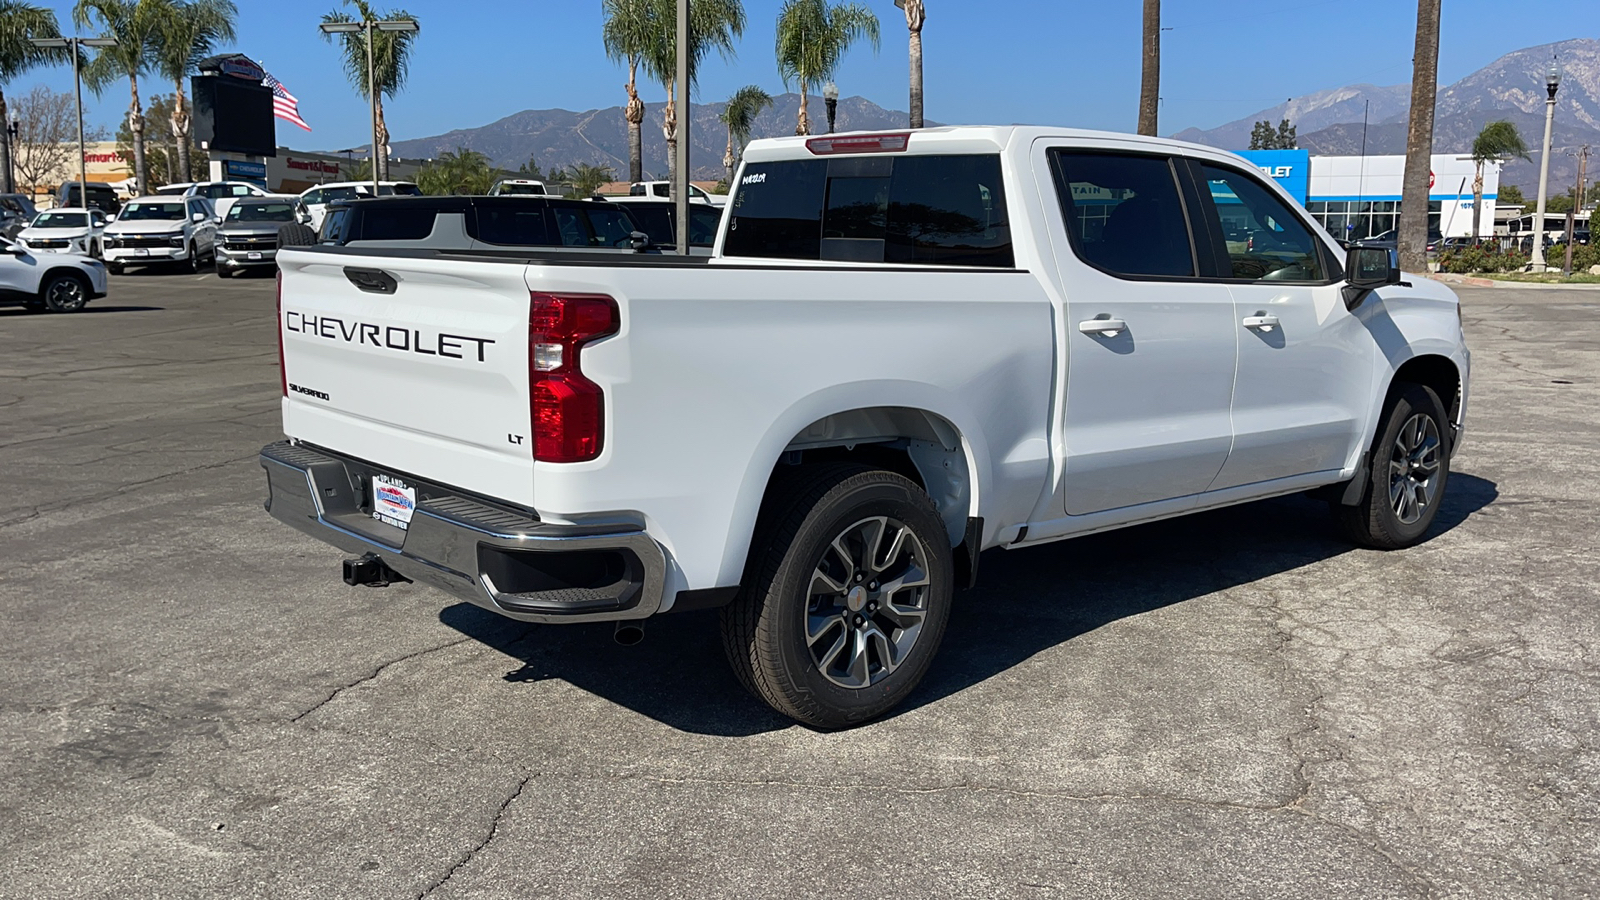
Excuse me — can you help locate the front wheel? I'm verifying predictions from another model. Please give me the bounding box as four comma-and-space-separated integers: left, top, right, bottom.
721, 464, 954, 729
1334, 383, 1451, 549
41, 274, 89, 313
185, 243, 201, 273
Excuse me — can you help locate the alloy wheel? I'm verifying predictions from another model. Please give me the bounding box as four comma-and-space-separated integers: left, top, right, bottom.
1388, 413, 1442, 525
44, 277, 87, 312
804, 516, 931, 689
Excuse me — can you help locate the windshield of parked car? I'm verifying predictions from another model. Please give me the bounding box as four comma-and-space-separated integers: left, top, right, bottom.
118, 202, 185, 221
32, 212, 89, 229
226, 201, 297, 223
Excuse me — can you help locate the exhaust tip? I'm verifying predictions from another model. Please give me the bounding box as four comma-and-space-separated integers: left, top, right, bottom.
613, 621, 645, 646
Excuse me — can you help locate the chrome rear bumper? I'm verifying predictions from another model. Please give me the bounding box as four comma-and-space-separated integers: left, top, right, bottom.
260, 440, 666, 623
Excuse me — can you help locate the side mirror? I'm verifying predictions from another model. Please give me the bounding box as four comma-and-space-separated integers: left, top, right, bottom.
627, 230, 652, 252
192, 211, 205, 222
6, 244, 27, 256
1343, 243, 1399, 310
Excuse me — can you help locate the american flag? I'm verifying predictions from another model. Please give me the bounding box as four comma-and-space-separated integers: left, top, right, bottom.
261, 68, 312, 131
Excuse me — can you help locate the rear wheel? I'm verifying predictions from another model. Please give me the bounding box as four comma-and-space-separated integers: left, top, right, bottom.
721, 464, 954, 729
1334, 383, 1451, 549
41, 273, 89, 313
185, 243, 201, 273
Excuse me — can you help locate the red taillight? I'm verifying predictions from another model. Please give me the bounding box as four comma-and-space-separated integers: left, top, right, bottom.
805, 132, 910, 155
276, 269, 287, 397
528, 292, 619, 462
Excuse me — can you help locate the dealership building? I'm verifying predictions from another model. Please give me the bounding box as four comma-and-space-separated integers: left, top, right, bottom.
1238, 149, 1502, 240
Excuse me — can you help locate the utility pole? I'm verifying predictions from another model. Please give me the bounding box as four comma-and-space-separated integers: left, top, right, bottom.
674, 0, 689, 254
1564, 145, 1588, 276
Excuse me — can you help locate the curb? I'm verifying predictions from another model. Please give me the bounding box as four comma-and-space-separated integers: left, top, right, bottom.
1428, 272, 1600, 291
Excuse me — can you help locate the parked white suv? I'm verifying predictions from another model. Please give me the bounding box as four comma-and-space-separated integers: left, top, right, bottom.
102, 195, 219, 274
489, 179, 548, 196
0, 234, 108, 312
16, 207, 109, 257
629, 180, 724, 206
298, 181, 422, 230
264, 126, 1470, 727
157, 180, 278, 218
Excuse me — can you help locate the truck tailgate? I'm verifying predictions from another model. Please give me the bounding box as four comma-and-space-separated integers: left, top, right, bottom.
277, 251, 535, 506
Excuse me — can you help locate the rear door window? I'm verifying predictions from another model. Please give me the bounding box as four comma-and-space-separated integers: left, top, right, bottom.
725, 154, 1012, 266
1051, 151, 1195, 278
584, 206, 638, 247
472, 206, 553, 246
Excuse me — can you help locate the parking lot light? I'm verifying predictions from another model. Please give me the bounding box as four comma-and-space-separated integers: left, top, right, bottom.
31, 36, 118, 205
1531, 60, 1560, 272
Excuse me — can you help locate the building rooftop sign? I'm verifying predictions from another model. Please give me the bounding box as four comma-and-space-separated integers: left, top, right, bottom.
196, 53, 265, 82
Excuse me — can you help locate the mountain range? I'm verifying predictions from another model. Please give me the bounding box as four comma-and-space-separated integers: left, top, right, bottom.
369, 38, 1600, 195
1173, 38, 1600, 195
383, 94, 931, 182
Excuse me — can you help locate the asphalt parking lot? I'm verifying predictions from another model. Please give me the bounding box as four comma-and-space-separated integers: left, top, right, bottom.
1, 268, 1596, 899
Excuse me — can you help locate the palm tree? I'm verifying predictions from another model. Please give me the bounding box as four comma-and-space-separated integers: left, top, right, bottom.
1469, 120, 1529, 242
0, 2, 65, 195
153, 0, 236, 182
1398, 0, 1440, 273
720, 85, 772, 185
1137, 0, 1158, 136
775, 0, 878, 136
899, 0, 924, 129
641, 0, 745, 193
601, 0, 657, 185
567, 162, 616, 198
321, 0, 419, 182
76, 0, 164, 195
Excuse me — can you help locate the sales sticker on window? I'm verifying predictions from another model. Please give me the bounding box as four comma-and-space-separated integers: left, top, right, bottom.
372, 474, 416, 529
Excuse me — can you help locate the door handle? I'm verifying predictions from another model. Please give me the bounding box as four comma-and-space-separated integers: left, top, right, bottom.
1242, 313, 1280, 332
1078, 316, 1128, 337
343, 266, 398, 294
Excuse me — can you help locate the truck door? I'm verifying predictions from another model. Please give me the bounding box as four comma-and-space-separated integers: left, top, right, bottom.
1183, 161, 1374, 489
1048, 150, 1239, 515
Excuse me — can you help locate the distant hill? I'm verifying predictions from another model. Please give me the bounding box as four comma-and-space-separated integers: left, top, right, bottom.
377, 94, 934, 182
1172, 38, 1600, 194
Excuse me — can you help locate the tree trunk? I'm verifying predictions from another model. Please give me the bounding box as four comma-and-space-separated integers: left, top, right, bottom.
173, 83, 191, 183
129, 75, 148, 195
1137, 0, 1160, 136
796, 81, 810, 136
625, 61, 644, 184
906, 1, 925, 129
1471, 162, 1484, 243
0, 90, 11, 195
724, 126, 736, 188
375, 94, 390, 182
663, 81, 677, 199
1399, 0, 1441, 273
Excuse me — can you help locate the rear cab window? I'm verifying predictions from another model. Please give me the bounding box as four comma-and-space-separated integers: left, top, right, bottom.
1050, 151, 1195, 279
724, 153, 1014, 267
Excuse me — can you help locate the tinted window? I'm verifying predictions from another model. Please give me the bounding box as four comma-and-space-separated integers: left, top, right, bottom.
623, 204, 673, 245
688, 206, 721, 246
385, 184, 423, 196
320, 206, 352, 243
552, 207, 592, 246
472, 207, 553, 245
585, 207, 638, 246
724, 160, 828, 260
1198, 164, 1325, 282
351, 206, 436, 241
725, 154, 1012, 267
1052, 152, 1193, 278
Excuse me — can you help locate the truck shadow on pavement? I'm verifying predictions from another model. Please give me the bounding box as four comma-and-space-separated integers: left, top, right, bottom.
442, 473, 1498, 736
0, 305, 163, 316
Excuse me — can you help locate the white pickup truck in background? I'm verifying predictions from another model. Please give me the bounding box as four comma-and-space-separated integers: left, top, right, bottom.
262, 126, 1469, 728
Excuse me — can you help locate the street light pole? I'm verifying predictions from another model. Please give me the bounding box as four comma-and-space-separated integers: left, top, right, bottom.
31, 36, 118, 206
673, 0, 689, 254
320, 18, 417, 199
5, 117, 18, 195
1531, 60, 1560, 272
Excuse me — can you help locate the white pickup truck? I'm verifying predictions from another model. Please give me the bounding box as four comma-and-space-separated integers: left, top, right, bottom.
262, 127, 1469, 728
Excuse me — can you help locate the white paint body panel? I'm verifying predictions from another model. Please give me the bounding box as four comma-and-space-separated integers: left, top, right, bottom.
275, 126, 1470, 608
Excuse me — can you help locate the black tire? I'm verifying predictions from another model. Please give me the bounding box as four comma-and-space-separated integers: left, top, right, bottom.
41, 273, 90, 313
720, 464, 954, 729
185, 243, 201, 273
107, 262, 123, 276
278, 222, 317, 247
1334, 383, 1451, 549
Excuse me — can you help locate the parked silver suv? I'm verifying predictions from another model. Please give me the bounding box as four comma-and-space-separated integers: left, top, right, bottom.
216, 197, 299, 277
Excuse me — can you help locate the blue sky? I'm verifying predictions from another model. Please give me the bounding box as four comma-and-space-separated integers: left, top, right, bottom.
13, 0, 1597, 152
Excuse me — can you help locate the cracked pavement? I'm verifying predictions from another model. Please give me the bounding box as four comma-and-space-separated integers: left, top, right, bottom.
0, 272, 1595, 898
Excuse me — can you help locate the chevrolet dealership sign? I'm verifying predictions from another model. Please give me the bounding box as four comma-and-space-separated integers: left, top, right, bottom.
1238, 149, 1310, 204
